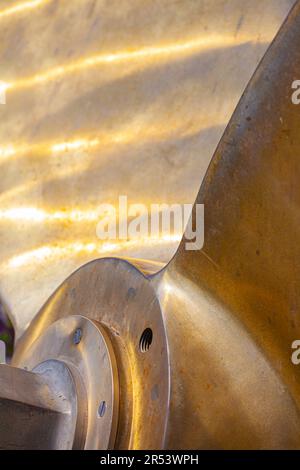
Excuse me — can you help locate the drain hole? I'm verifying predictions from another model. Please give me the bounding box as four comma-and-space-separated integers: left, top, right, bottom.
139, 328, 153, 353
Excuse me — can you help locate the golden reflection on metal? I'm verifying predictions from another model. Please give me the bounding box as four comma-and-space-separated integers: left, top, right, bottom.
0, 160, 92, 204
0, 0, 46, 20
0, 0, 295, 341
0, 205, 152, 223
0, 144, 16, 160
0, 207, 99, 222
0, 117, 220, 163
2, 235, 182, 269
4, 34, 269, 94
51, 139, 100, 154
1, 0, 300, 452
0, 138, 100, 161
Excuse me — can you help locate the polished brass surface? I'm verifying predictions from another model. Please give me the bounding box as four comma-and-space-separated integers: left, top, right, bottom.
160, 0, 300, 448
0, 0, 296, 337
2, 0, 300, 451
11, 0, 300, 450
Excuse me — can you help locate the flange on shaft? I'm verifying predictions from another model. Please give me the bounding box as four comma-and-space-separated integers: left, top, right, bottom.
0, 359, 85, 449
14, 315, 119, 450
12, 258, 170, 450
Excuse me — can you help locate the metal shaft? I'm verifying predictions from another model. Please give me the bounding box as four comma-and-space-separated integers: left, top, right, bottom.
0, 361, 85, 449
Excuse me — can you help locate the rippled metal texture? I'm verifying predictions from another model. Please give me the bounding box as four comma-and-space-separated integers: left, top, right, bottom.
0, 0, 296, 336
